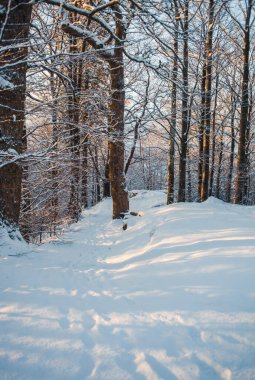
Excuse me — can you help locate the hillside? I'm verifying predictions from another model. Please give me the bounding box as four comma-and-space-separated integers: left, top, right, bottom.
0, 191, 255, 380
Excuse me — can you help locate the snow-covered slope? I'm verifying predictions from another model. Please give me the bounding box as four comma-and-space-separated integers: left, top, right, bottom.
1, 191, 255, 380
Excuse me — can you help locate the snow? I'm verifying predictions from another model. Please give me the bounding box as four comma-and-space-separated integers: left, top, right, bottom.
0, 75, 14, 89
1, 191, 255, 380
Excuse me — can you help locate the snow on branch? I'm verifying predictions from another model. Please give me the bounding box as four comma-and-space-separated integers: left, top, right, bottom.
61, 16, 114, 60
38, 0, 122, 44
0, 146, 57, 169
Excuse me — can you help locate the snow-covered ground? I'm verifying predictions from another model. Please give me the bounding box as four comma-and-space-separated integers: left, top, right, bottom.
1, 191, 255, 380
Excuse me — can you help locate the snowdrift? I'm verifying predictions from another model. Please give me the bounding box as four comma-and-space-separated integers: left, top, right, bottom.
1, 191, 255, 380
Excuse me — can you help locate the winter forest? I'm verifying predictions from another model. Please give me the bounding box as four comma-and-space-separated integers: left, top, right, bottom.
0, 0, 255, 240
1, 1, 255, 380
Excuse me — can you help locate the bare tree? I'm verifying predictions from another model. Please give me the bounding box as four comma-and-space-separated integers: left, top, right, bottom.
0, 0, 33, 228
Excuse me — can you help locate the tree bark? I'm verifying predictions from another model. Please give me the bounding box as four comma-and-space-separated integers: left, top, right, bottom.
226, 99, 236, 203
108, 6, 129, 218
103, 158, 111, 197
81, 135, 89, 207
66, 34, 82, 222
125, 120, 139, 176
234, 2, 252, 204
67, 85, 80, 222
167, 4, 179, 205
197, 62, 206, 202
0, 0, 32, 226
177, 0, 189, 203
201, 0, 214, 202
215, 126, 224, 199
209, 72, 219, 197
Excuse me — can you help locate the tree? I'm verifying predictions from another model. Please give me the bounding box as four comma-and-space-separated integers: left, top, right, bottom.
201, 0, 215, 202
233, 0, 254, 204
0, 0, 33, 227
167, 2, 179, 205
177, 0, 190, 203
59, 0, 129, 218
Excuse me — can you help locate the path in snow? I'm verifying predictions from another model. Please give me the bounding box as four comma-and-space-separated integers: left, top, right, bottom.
0, 191, 255, 380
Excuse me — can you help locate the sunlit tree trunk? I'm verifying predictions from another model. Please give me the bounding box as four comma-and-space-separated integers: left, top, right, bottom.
108, 7, 129, 218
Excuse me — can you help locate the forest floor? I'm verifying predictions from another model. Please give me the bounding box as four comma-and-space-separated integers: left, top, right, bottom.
1, 191, 255, 380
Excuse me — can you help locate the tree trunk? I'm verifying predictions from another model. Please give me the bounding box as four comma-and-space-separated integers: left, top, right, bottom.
234, 0, 252, 204
108, 20, 129, 218
243, 96, 252, 203
201, 0, 214, 202
103, 158, 111, 198
197, 62, 206, 202
209, 73, 219, 196
187, 147, 192, 202
226, 100, 236, 203
125, 120, 139, 176
67, 35, 81, 222
94, 146, 101, 203
0, 1, 32, 226
81, 135, 89, 208
67, 88, 80, 222
167, 5, 179, 205
178, 1, 189, 203
215, 126, 224, 199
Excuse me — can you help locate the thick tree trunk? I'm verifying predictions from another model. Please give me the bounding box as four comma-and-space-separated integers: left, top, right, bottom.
201, 0, 214, 202
234, 3, 251, 204
108, 51, 129, 218
178, 1, 189, 203
234, 2, 252, 204
0, 1, 32, 226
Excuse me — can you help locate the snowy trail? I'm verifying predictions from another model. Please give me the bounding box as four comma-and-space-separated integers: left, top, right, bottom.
1, 191, 255, 380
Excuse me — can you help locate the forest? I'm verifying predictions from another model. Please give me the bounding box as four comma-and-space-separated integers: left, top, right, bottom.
0, 0, 254, 242
1, 2, 255, 379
